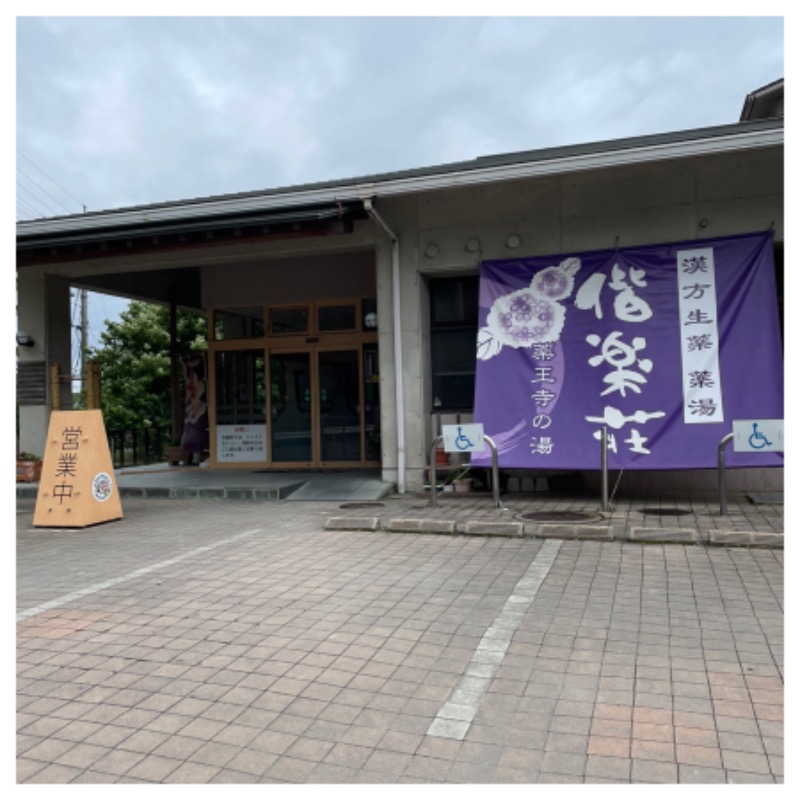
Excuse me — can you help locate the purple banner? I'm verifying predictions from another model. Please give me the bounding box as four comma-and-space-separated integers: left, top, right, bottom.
472, 232, 783, 470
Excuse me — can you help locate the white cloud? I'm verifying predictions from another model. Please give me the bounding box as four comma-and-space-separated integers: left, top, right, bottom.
16, 15, 784, 215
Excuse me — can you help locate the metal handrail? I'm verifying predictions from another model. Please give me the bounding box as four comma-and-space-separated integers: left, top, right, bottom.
428, 434, 501, 509
601, 425, 609, 512
718, 432, 735, 516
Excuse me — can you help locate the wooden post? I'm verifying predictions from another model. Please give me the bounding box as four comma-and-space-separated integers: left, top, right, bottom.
169, 287, 181, 441
50, 363, 61, 411
85, 359, 101, 409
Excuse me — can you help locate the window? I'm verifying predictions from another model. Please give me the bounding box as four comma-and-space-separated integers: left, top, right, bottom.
214, 350, 266, 425
318, 304, 356, 332
429, 276, 479, 410
270, 307, 309, 335
213, 307, 264, 340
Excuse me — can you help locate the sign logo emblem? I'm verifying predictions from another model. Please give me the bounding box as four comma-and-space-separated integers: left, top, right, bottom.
92, 472, 114, 502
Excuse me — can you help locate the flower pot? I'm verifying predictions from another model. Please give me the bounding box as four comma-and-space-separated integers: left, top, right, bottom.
16, 460, 42, 483
452, 478, 472, 494
167, 446, 184, 466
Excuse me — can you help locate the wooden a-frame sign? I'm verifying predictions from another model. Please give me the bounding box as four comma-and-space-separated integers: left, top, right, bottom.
33, 410, 123, 528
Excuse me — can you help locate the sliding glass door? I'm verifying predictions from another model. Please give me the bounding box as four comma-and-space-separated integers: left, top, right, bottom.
270, 352, 312, 463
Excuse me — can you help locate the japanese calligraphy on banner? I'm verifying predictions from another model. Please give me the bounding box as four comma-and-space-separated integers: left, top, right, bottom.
33, 410, 123, 528
677, 247, 723, 423
472, 232, 783, 470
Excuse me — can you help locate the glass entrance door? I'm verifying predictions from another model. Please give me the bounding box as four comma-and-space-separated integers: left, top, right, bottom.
210, 299, 379, 469
270, 352, 312, 463
319, 350, 360, 462
258, 346, 379, 466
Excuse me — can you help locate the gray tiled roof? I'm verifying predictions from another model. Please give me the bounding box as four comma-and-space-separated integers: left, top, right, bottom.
18, 116, 783, 229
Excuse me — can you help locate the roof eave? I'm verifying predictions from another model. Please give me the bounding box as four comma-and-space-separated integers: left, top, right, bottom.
17, 119, 784, 241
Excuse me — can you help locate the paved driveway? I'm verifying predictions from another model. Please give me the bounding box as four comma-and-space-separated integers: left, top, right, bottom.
17, 498, 783, 783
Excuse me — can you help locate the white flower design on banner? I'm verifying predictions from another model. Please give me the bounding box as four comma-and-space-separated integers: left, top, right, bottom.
477, 257, 581, 360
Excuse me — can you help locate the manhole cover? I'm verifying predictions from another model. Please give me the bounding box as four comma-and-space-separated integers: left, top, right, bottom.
339, 502, 385, 509
519, 511, 597, 522
640, 508, 692, 516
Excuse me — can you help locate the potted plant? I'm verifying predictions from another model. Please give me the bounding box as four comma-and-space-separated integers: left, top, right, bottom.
449, 465, 472, 494
166, 436, 184, 466
16, 451, 43, 483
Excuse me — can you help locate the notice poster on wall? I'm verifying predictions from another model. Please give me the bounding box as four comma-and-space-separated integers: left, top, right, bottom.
471, 231, 783, 470
216, 424, 267, 463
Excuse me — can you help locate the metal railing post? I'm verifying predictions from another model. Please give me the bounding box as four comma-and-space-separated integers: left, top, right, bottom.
600, 425, 609, 512
430, 433, 502, 510
718, 432, 734, 516
484, 435, 502, 509
429, 435, 444, 508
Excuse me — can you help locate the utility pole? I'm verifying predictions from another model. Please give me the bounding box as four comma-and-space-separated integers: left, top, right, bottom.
80, 288, 88, 378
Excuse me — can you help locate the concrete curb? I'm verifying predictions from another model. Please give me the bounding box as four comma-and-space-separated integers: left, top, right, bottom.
322, 517, 783, 548
707, 530, 784, 547
324, 516, 380, 532
459, 521, 523, 537
384, 518, 457, 534
628, 527, 698, 544
535, 523, 614, 541
17, 485, 299, 501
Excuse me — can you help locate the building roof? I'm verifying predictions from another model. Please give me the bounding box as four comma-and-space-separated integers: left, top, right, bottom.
740, 78, 784, 121
17, 116, 784, 245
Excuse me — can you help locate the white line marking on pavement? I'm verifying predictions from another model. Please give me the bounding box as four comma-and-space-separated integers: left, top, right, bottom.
427, 538, 563, 740
17, 528, 263, 623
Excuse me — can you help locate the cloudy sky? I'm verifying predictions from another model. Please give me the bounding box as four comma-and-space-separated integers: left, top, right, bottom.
15, 12, 785, 344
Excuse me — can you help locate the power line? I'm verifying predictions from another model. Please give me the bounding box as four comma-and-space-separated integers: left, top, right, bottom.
16, 197, 44, 220
17, 150, 86, 211
16, 178, 65, 217
17, 164, 77, 217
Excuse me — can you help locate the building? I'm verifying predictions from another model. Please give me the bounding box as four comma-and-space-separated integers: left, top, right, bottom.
16, 80, 784, 494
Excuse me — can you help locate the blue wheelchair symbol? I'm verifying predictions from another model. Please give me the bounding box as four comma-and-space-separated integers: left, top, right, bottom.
748, 422, 773, 450
455, 426, 475, 451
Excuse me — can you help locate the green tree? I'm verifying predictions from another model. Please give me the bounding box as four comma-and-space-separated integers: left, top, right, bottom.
89, 301, 206, 431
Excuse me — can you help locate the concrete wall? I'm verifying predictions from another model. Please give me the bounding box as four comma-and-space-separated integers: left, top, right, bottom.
385, 147, 783, 491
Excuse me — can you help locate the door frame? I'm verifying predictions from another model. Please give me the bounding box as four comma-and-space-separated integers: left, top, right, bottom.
268, 344, 368, 468
208, 300, 379, 469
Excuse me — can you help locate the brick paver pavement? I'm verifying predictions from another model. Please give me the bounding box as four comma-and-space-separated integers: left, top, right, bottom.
17, 497, 783, 783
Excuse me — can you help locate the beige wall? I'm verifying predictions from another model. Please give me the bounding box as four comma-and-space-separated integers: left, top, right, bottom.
200, 249, 376, 308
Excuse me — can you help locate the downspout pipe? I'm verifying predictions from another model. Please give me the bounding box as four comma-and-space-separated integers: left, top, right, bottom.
364, 198, 406, 494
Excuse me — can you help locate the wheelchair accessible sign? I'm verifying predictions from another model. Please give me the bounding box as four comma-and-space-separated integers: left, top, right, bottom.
732, 419, 784, 453
442, 424, 485, 453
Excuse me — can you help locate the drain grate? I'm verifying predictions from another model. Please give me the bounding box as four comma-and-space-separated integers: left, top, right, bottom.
339, 502, 385, 509
640, 508, 692, 516
519, 511, 597, 522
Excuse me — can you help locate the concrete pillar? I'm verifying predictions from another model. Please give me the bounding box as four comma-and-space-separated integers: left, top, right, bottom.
375, 240, 397, 487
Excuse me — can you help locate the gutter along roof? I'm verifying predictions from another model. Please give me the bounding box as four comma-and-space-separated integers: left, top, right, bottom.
17, 117, 783, 249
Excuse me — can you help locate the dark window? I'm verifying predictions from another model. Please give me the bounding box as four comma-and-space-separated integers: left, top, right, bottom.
213, 307, 264, 340
318, 304, 356, 332
214, 350, 266, 425
430, 276, 479, 410
270, 307, 308, 335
